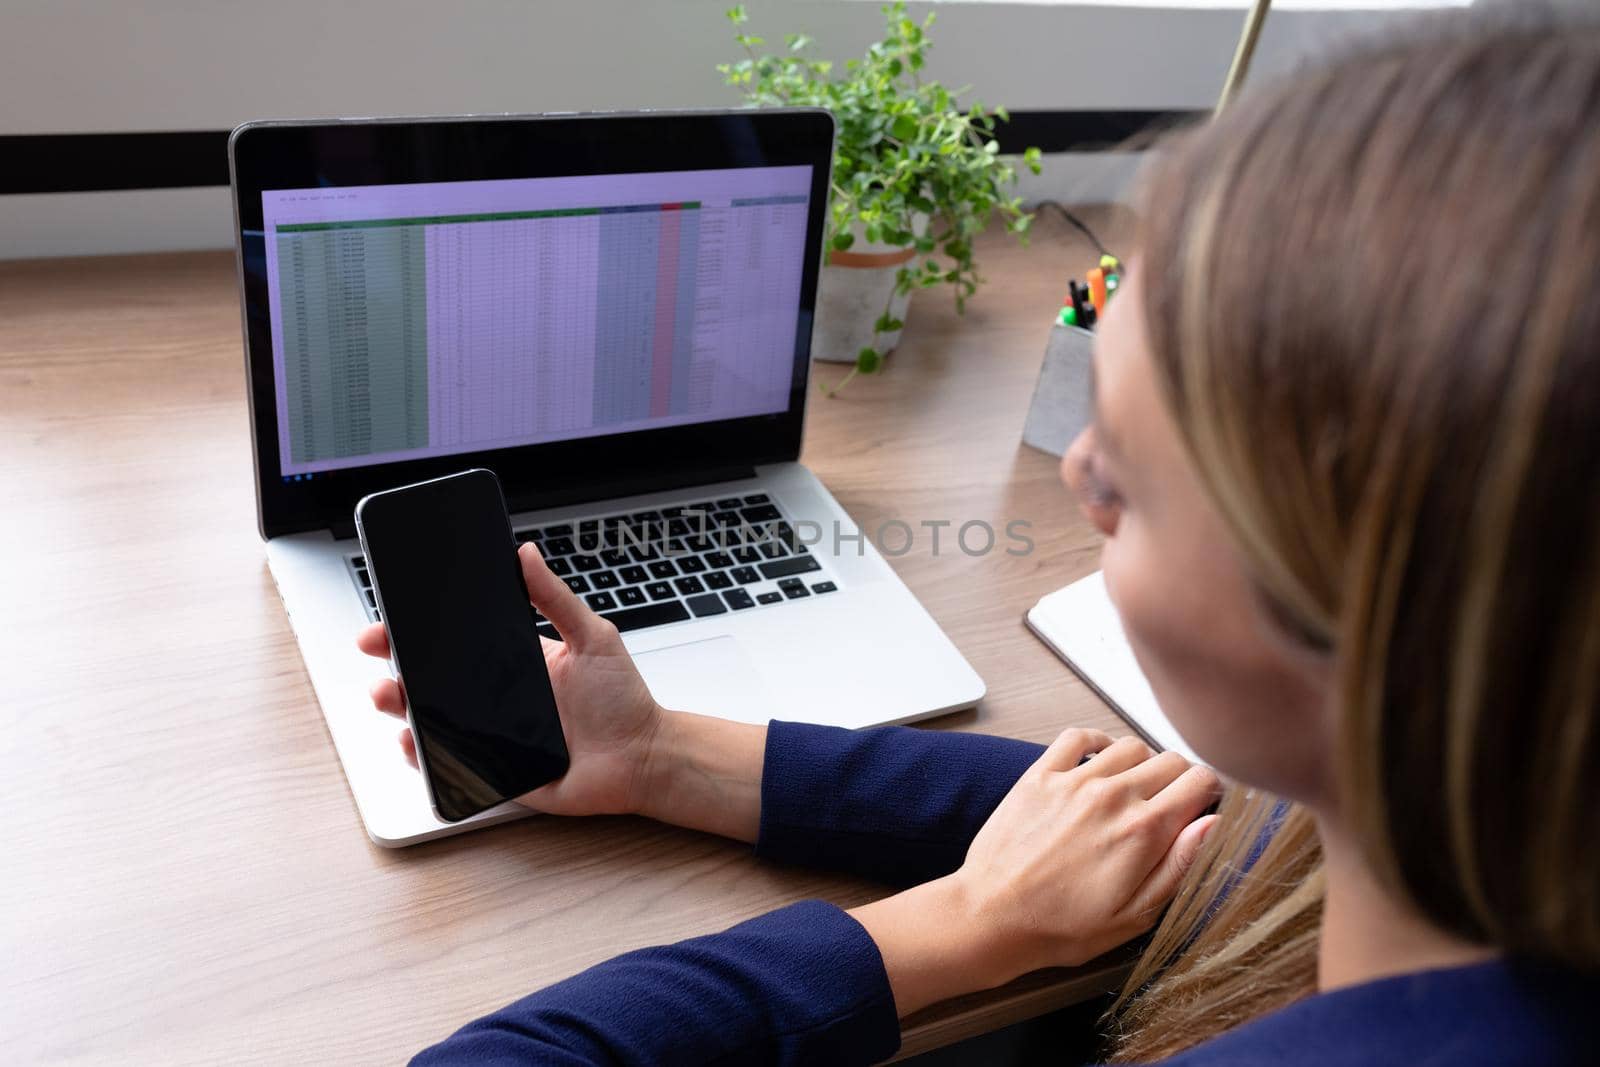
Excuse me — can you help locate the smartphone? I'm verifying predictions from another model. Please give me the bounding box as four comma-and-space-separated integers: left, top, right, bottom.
354, 468, 569, 822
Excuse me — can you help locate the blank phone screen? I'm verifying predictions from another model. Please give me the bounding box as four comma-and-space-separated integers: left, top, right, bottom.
357, 469, 568, 822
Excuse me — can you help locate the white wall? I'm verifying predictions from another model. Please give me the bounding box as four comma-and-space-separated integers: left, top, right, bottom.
0, 0, 1464, 259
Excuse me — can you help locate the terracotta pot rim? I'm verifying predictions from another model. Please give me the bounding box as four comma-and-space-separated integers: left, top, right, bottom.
828, 246, 918, 270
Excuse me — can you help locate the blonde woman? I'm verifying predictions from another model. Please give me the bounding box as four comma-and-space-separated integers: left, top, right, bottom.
358, 13, 1600, 1064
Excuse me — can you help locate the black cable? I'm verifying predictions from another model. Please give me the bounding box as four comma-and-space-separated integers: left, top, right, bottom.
1033, 199, 1112, 258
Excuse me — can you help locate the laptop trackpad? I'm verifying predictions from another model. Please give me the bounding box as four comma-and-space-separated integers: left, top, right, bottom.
633, 636, 774, 725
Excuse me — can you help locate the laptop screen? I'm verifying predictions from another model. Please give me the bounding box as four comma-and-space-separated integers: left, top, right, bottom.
262, 166, 812, 478
231, 111, 833, 537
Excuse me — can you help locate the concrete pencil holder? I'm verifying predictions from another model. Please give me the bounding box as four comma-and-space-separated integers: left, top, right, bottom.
1021, 322, 1095, 457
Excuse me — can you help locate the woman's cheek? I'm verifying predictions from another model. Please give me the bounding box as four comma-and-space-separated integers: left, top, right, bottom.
1099, 517, 1270, 777
1099, 520, 1194, 702
1098, 517, 1134, 609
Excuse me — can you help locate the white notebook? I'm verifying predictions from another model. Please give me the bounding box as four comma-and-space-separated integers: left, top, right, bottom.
1025, 570, 1202, 763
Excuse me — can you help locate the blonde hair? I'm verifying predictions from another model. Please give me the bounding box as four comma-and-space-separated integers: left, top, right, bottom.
1109, 15, 1600, 1060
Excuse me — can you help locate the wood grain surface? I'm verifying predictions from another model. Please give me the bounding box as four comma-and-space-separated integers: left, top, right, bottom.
0, 207, 1138, 1065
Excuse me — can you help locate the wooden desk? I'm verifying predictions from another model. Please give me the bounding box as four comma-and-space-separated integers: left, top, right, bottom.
1, 209, 1134, 1064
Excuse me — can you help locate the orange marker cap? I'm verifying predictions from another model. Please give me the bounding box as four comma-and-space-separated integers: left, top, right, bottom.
1087, 268, 1107, 313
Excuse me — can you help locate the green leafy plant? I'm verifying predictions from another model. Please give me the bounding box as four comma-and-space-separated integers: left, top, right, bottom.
719, 2, 1042, 390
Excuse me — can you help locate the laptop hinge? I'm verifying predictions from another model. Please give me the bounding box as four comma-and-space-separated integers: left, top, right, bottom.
503, 463, 760, 520
324, 463, 760, 541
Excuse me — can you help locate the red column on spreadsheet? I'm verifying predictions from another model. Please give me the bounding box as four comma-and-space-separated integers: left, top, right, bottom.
649, 205, 683, 418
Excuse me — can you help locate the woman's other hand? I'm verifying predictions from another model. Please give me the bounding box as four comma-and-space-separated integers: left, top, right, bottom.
952, 730, 1219, 973
851, 729, 1219, 1016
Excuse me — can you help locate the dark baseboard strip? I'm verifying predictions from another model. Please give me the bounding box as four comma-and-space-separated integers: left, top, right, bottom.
996, 108, 1203, 155
0, 111, 1203, 196
2, 131, 231, 195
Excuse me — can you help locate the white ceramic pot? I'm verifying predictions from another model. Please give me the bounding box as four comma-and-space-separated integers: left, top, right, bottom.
812, 217, 927, 364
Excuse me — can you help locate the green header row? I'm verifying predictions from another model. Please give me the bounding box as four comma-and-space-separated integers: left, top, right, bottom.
278, 201, 703, 233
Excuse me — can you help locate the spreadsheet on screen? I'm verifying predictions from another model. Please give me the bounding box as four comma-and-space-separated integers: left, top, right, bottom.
261, 165, 813, 476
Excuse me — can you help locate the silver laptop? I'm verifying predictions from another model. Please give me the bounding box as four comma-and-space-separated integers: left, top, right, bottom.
228, 112, 985, 847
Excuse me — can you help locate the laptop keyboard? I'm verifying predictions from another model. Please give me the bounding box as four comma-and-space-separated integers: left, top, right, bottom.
348, 493, 838, 638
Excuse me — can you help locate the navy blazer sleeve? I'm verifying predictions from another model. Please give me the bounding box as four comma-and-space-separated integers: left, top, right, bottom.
755, 721, 1046, 886
410, 900, 900, 1067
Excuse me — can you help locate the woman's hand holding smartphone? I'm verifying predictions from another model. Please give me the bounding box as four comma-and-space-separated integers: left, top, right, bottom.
359, 541, 667, 818
359, 540, 770, 839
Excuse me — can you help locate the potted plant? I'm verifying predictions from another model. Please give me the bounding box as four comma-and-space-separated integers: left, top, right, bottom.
720, 2, 1042, 392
